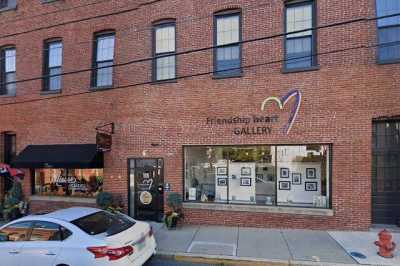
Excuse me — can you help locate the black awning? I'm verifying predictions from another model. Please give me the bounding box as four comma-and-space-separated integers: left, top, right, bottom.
12, 144, 103, 169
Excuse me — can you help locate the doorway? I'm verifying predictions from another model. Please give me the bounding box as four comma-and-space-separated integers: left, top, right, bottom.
372, 120, 400, 225
128, 158, 164, 222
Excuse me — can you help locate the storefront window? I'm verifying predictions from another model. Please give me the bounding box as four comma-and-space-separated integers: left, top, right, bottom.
184, 145, 330, 209
34, 168, 103, 198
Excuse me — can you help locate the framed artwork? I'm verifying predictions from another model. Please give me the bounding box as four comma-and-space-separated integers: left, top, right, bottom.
306, 168, 316, 179
240, 177, 252, 186
292, 173, 302, 185
217, 167, 228, 176
280, 168, 289, 178
279, 181, 291, 190
305, 182, 318, 191
217, 177, 227, 186
241, 167, 251, 176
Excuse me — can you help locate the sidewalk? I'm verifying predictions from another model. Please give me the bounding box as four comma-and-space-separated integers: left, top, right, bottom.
151, 223, 400, 266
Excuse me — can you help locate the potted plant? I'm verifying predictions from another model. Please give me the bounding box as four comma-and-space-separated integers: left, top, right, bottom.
96, 192, 123, 213
3, 179, 24, 221
165, 192, 183, 230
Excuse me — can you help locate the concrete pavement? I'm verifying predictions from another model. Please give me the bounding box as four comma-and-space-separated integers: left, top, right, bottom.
151, 223, 360, 266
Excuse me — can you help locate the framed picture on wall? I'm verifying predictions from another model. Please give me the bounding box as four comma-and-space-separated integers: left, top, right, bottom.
279, 181, 291, 190
241, 167, 251, 176
217, 177, 227, 186
292, 173, 302, 185
305, 182, 318, 191
240, 177, 252, 186
306, 168, 316, 179
280, 168, 289, 178
217, 167, 228, 176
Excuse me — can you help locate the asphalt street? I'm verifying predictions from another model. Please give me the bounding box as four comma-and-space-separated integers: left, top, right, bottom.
145, 258, 216, 266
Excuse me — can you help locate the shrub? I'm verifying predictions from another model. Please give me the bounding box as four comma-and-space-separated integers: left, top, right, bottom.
96, 192, 114, 210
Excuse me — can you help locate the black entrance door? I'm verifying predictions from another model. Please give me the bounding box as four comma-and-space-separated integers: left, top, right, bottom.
372, 120, 400, 225
128, 159, 164, 222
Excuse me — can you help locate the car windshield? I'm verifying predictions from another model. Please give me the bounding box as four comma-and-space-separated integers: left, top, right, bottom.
71, 211, 135, 236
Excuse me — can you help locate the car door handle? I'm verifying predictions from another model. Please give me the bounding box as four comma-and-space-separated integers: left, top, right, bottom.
9, 251, 19, 255
45, 253, 57, 256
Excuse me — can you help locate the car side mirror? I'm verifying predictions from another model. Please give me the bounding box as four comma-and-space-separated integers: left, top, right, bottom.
0, 234, 9, 242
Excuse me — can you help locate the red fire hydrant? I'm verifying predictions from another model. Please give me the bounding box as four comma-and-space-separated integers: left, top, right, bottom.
375, 229, 396, 258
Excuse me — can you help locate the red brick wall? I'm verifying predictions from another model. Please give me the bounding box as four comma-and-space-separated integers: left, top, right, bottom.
0, 0, 399, 230
29, 200, 97, 215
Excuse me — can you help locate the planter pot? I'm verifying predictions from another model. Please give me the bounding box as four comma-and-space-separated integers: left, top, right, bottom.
165, 215, 179, 230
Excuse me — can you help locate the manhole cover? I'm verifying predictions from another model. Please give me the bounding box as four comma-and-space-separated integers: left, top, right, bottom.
350, 251, 367, 259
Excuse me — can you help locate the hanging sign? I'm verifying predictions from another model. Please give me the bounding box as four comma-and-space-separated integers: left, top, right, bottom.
96, 132, 112, 152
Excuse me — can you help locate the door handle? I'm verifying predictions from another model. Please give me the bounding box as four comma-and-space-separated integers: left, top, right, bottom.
9, 251, 19, 255
45, 252, 57, 256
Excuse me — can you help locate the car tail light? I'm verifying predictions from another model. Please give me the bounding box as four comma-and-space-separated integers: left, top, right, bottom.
87, 246, 134, 261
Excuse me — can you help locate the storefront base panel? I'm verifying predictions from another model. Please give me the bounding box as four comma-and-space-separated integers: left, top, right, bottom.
29, 198, 97, 214
183, 208, 370, 231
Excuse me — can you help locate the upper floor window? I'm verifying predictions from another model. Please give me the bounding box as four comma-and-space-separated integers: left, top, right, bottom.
0, 0, 16, 11
153, 21, 176, 82
214, 11, 242, 77
0, 47, 16, 96
376, 0, 400, 63
92, 32, 115, 88
43, 40, 63, 91
285, 1, 316, 70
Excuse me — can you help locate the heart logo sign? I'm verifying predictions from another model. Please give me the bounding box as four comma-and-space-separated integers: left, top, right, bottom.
261, 90, 302, 135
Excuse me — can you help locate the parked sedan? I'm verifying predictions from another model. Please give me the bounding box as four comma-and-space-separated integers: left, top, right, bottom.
0, 207, 157, 266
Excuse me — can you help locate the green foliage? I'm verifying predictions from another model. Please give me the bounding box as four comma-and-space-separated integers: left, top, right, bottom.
3, 180, 24, 221
166, 192, 182, 212
96, 192, 114, 210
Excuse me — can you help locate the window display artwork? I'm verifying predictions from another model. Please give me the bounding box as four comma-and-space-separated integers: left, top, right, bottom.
292, 173, 302, 185
184, 144, 330, 209
241, 167, 251, 176
240, 177, 252, 186
305, 182, 318, 191
306, 168, 316, 179
34, 168, 103, 198
279, 181, 291, 190
217, 167, 228, 176
217, 177, 227, 186
280, 168, 290, 178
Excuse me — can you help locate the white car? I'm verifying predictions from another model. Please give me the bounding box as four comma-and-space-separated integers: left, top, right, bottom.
0, 207, 157, 266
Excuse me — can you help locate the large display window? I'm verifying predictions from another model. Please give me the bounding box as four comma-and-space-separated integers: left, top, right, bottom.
184, 145, 330, 208
33, 168, 103, 198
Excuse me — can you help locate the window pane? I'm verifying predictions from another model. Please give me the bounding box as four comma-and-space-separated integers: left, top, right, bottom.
5, 72, 16, 96
217, 15, 240, 45
216, 45, 240, 75
0, 222, 32, 242
49, 67, 62, 90
377, 0, 400, 27
96, 61, 113, 87
30, 222, 61, 241
156, 55, 176, 80
97, 35, 115, 62
378, 26, 400, 61
34, 168, 104, 197
277, 145, 330, 208
287, 4, 313, 38
286, 36, 312, 69
5, 48, 16, 73
184, 146, 276, 205
155, 25, 175, 54
48, 42, 63, 68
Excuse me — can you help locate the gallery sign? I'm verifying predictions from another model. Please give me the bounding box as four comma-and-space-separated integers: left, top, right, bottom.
206, 90, 302, 136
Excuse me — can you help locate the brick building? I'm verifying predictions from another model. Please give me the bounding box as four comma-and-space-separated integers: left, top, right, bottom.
0, 0, 399, 230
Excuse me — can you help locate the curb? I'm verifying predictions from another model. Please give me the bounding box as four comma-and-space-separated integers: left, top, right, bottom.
155, 252, 364, 266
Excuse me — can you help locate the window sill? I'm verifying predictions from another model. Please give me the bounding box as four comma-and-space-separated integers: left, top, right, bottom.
41, 89, 62, 95
41, 0, 62, 4
0, 94, 16, 98
183, 202, 334, 217
90, 85, 114, 91
213, 73, 243, 80
151, 79, 178, 85
377, 59, 400, 65
0, 5, 17, 13
282, 65, 320, 74
29, 195, 96, 204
